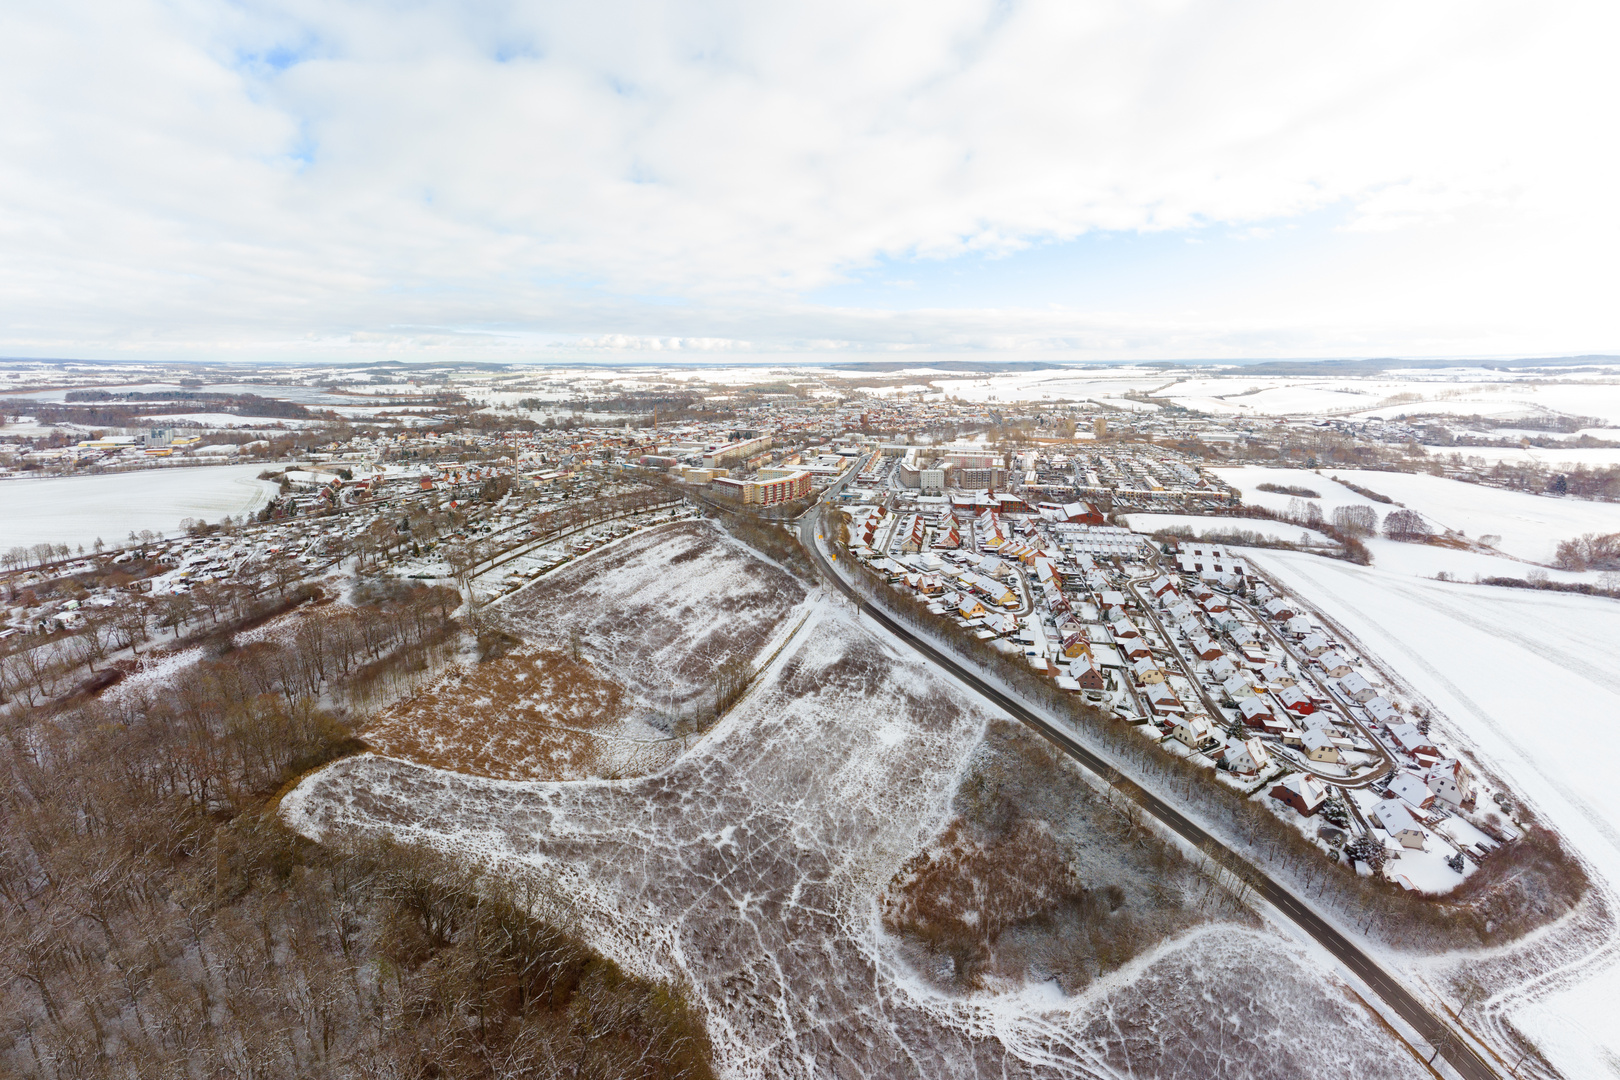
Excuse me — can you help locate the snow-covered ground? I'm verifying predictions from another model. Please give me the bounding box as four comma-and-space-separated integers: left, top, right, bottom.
1214, 466, 1393, 518
1118, 513, 1332, 545
0, 464, 279, 550
1330, 469, 1620, 565
365, 520, 812, 781
1423, 445, 1620, 470
134, 411, 325, 429
286, 598, 1434, 1079
1216, 465, 1620, 565
1247, 551, 1620, 1079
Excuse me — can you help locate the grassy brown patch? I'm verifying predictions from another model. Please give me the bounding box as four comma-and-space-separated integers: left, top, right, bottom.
363, 648, 673, 781
881, 719, 1248, 993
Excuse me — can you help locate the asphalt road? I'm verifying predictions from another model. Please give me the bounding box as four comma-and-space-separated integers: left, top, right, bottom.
794, 492, 1501, 1080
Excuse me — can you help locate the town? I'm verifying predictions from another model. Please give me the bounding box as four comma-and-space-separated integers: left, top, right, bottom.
2, 362, 1563, 900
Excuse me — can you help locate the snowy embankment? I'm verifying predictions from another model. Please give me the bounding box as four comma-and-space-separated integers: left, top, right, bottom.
1118, 513, 1332, 545
1248, 551, 1620, 1079
285, 598, 1430, 1080
0, 464, 279, 550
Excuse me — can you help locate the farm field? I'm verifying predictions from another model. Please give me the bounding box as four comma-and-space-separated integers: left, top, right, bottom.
1330, 469, 1620, 565
1248, 551, 1620, 1079
288, 600, 1433, 1079
363, 520, 810, 780
0, 463, 279, 551
1216, 465, 1620, 565
1117, 512, 1331, 545
1423, 444, 1620, 470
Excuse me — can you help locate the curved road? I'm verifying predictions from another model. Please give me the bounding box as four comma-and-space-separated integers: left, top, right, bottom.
796, 476, 1501, 1080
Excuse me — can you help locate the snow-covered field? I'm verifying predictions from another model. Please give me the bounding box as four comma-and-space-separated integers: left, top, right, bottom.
497, 520, 808, 715
1216, 465, 1620, 564
1118, 513, 1332, 545
1331, 469, 1620, 565
1214, 466, 1394, 518
1248, 552, 1620, 1079
135, 411, 323, 429
287, 598, 1433, 1079
0, 464, 279, 550
1424, 445, 1620, 471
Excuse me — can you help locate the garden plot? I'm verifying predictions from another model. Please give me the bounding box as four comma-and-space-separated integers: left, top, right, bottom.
288, 603, 1430, 1080
362, 520, 809, 781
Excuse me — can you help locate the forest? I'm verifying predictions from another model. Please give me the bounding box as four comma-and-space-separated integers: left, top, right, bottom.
0, 577, 714, 1078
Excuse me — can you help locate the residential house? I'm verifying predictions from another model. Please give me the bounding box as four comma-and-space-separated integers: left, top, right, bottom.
1276, 685, 1316, 716
1387, 772, 1437, 812
1302, 727, 1340, 763
1172, 713, 1217, 749
1364, 697, 1399, 726
1299, 632, 1332, 657
1069, 654, 1106, 691
1145, 682, 1186, 716
1270, 774, 1329, 817
956, 596, 987, 620
1387, 723, 1441, 763
1225, 737, 1273, 776
1258, 662, 1296, 688
1119, 638, 1153, 661
1133, 657, 1167, 685
1262, 597, 1296, 621
1317, 651, 1354, 678
1423, 759, 1473, 809
1338, 671, 1378, 704
1222, 673, 1256, 701
1238, 696, 1274, 729
1371, 801, 1426, 849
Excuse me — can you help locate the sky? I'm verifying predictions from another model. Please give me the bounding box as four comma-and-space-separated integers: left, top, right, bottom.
2, 0, 1617, 363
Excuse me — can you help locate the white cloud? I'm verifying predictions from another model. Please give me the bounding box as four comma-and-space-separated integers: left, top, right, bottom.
0, 0, 1616, 357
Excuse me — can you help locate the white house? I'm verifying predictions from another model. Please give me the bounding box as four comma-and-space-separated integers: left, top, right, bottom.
1387, 772, 1437, 811
1338, 671, 1378, 704
1222, 673, 1256, 701
1172, 713, 1217, 749
1299, 632, 1332, 657
1423, 759, 1474, 809
1372, 801, 1426, 849
1225, 737, 1273, 776
1364, 696, 1399, 726
1317, 651, 1354, 678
